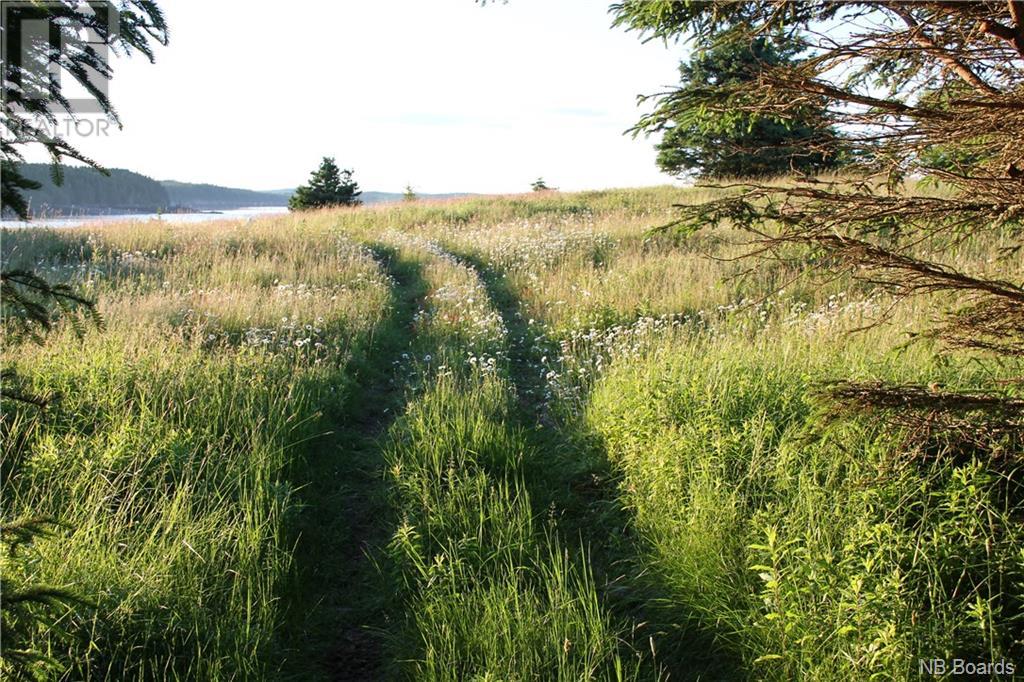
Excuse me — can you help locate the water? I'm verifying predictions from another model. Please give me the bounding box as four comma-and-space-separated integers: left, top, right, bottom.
1, 206, 290, 229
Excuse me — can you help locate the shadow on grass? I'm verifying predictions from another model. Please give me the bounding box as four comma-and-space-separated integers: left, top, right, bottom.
277, 245, 428, 682
449, 248, 746, 681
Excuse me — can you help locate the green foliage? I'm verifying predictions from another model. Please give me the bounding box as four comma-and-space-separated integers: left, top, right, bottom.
1, 220, 389, 677
531, 177, 554, 192
288, 157, 362, 211
1, 160, 42, 220
0, 516, 85, 680
611, 1, 836, 47
1, 269, 102, 345
383, 373, 639, 681
1, 266, 101, 678
2, 339, 313, 678
609, 19, 1024, 657
6, 187, 1023, 679
372, 234, 643, 679
403, 184, 417, 202
915, 84, 996, 174
642, 34, 842, 178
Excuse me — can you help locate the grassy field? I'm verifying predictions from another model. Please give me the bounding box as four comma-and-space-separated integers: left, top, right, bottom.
2, 186, 1022, 679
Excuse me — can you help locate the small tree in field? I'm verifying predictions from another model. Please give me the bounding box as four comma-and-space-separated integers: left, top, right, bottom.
531, 177, 554, 192
403, 184, 417, 202
288, 157, 361, 211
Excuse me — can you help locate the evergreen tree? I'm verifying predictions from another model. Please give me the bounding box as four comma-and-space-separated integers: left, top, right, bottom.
531, 177, 553, 191
403, 184, 417, 202
1, 5, 164, 673
639, 34, 841, 179
1, 161, 42, 220
288, 157, 362, 211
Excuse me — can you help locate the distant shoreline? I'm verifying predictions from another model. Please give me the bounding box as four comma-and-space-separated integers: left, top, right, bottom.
10, 204, 285, 219
1, 206, 291, 229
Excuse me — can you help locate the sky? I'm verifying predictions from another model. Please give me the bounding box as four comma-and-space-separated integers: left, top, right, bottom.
32, 0, 688, 193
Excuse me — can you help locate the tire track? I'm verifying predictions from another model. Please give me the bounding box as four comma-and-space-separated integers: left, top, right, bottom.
281, 245, 427, 682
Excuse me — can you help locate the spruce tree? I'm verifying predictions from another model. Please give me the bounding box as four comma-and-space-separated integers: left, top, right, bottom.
288, 157, 362, 210
641, 34, 841, 179
403, 184, 417, 202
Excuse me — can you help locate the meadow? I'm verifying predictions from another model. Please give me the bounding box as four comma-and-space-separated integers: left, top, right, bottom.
2, 185, 1022, 680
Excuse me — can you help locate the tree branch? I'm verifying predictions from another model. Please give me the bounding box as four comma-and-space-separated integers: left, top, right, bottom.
980, 1, 1024, 56
888, 5, 1001, 96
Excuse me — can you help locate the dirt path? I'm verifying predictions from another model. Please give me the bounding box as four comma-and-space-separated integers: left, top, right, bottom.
280, 247, 427, 681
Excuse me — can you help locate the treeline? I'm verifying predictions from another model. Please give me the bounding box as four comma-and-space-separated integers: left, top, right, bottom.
14, 164, 171, 216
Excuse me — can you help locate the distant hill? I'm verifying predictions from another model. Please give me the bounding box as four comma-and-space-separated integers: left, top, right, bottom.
14, 164, 170, 216
161, 181, 288, 210
5, 163, 474, 216
10, 165, 289, 216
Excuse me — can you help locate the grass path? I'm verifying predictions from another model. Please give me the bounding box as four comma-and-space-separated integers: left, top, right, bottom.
451, 250, 658, 657
449, 248, 743, 680
447, 251, 550, 415
280, 246, 428, 681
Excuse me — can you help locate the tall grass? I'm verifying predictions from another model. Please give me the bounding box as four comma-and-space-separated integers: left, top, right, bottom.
2, 220, 390, 677
4, 334, 303, 678
584, 320, 1024, 679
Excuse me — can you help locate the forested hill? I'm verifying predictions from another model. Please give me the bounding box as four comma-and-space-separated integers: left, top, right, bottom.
11, 164, 288, 216
162, 181, 288, 210
16, 164, 170, 216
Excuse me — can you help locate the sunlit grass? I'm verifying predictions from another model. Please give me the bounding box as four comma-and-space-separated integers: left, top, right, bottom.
2, 218, 392, 678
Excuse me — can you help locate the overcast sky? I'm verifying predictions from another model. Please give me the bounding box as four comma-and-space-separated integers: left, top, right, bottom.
34, 0, 687, 193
